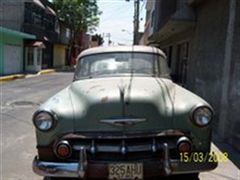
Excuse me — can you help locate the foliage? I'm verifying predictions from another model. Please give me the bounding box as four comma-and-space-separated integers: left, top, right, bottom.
91, 34, 104, 45
52, 0, 101, 33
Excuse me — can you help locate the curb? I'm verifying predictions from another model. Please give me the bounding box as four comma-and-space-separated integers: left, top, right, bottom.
0, 74, 25, 82
0, 69, 56, 82
37, 69, 56, 75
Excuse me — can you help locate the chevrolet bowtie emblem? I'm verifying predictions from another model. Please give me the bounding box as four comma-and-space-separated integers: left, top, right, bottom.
100, 118, 146, 127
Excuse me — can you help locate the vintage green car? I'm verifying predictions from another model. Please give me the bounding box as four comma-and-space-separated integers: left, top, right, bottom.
32, 46, 217, 179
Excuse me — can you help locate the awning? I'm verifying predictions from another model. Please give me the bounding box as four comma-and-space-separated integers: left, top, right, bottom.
26, 41, 46, 48
25, 0, 45, 9
45, 5, 56, 16
0, 27, 36, 39
33, 0, 45, 9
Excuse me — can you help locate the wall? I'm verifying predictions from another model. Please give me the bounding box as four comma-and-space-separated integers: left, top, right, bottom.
227, 0, 240, 150
151, 0, 240, 151
0, 33, 23, 75
190, 0, 229, 126
53, 44, 66, 68
0, 0, 24, 31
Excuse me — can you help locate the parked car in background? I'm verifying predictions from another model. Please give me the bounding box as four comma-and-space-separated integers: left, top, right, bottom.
32, 46, 217, 179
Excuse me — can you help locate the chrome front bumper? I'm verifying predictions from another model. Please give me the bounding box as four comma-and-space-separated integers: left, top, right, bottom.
33, 144, 217, 178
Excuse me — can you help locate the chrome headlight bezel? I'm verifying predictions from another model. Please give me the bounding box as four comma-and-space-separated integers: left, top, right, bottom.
32, 110, 57, 132
190, 105, 213, 127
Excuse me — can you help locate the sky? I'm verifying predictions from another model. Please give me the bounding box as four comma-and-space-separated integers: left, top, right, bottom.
96, 0, 146, 46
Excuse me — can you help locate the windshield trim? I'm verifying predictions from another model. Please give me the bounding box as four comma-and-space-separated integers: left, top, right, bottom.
73, 73, 168, 81
77, 51, 166, 62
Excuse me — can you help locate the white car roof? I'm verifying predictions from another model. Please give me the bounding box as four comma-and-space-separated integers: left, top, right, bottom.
77, 45, 166, 59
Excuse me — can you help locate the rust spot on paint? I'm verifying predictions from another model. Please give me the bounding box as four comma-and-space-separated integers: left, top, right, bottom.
101, 96, 108, 103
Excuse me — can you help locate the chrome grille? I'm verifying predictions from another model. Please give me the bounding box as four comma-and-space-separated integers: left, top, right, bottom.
60, 134, 182, 161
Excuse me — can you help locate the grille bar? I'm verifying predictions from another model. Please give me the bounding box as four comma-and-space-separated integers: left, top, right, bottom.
55, 131, 188, 161
72, 137, 177, 153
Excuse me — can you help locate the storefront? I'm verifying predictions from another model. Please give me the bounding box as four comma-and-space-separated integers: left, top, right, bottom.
0, 27, 36, 76
25, 41, 45, 72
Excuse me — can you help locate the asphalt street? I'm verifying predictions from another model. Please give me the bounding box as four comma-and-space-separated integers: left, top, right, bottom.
1, 72, 73, 180
0, 72, 239, 180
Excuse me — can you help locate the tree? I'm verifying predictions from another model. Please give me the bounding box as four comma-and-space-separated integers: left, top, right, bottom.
53, 0, 100, 32
52, 0, 101, 63
91, 34, 104, 46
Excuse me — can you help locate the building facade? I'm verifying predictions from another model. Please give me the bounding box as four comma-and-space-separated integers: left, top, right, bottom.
0, 27, 35, 75
0, 0, 70, 73
144, 0, 240, 151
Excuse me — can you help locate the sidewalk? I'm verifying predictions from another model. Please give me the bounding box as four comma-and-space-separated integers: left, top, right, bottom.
200, 132, 240, 180
0, 69, 56, 82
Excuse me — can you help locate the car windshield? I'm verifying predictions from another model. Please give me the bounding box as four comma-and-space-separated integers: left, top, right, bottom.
74, 52, 169, 79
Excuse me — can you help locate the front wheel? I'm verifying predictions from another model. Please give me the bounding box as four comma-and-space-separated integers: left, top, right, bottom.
43, 177, 78, 180
171, 173, 199, 180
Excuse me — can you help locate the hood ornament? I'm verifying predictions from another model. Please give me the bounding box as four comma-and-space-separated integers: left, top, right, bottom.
100, 118, 146, 127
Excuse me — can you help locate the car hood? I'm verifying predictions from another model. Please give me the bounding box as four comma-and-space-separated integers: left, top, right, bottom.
68, 77, 209, 132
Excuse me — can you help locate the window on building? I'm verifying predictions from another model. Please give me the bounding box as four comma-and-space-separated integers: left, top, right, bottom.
44, 15, 55, 31
151, 10, 155, 27
176, 42, 189, 85
146, 10, 151, 21
37, 48, 41, 65
55, 19, 60, 33
24, 3, 33, 23
33, 12, 42, 26
162, 47, 172, 68
167, 46, 172, 68
27, 47, 34, 65
24, 3, 43, 26
66, 28, 71, 38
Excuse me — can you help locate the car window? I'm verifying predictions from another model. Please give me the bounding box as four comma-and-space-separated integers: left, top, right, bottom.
74, 52, 169, 79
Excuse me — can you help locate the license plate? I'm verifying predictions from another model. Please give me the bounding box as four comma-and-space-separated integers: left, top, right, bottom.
108, 163, 143, 179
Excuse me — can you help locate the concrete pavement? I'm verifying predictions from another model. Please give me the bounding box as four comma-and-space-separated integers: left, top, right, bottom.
1, 72, 239, 180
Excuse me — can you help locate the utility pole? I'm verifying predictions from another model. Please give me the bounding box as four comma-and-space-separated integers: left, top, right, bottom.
102, 33, 111, 46
125, 0, 140, 45
133, 0, 140, 45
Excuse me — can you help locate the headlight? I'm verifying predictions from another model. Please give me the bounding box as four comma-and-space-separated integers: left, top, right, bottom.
33, 111, 56, 131
191, 106, 213, 127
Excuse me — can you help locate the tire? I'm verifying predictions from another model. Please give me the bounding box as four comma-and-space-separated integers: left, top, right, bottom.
44, 177, 79, 180
171, 173, 199, 180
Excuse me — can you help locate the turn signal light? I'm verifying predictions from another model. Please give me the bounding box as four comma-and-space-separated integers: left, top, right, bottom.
55, 140, 72, 158
177, 136, 192, 152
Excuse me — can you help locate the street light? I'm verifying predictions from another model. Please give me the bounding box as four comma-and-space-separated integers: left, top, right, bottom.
121, 29, 133, 35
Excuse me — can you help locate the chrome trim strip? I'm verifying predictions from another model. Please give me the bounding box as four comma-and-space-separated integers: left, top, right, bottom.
151, 138, 157, 153
78, 147, 87, 178
61, 129, 186, 140
72, 142, 176, 153
90, 140, 96, 154
163, 143, 171, 175
99, 118, 146, 127
33, 156, 79, 178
